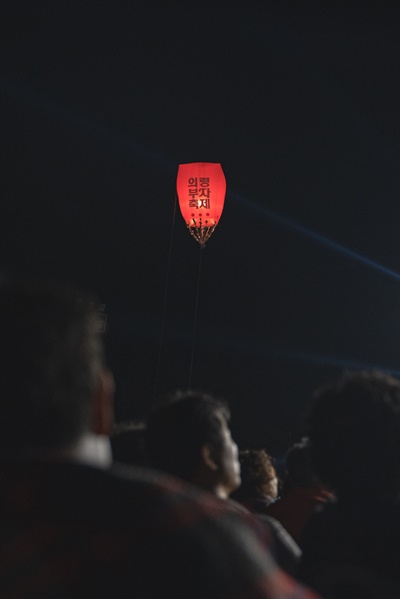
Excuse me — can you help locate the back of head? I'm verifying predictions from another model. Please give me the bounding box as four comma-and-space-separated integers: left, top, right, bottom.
146, 390, 230, 480
307, 370, 400, 500
0, 278, 104, 452
234, 449, 277, 500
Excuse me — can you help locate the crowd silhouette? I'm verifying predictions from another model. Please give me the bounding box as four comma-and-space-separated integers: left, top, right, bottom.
1, 277, 399, 598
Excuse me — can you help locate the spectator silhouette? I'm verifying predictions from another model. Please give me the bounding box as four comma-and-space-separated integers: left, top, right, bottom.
146, 391, 301, 574
266, 438, 334, 545
146, 390, 241, 499
231, 449, 279, 510
0, 278, 320, 599
299, 371, 400, 598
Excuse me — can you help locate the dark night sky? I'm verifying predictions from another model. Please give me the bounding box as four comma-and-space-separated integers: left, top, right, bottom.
1, 0, 399, 452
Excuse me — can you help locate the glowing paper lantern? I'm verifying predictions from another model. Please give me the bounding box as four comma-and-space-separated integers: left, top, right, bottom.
176, 162, 226, 246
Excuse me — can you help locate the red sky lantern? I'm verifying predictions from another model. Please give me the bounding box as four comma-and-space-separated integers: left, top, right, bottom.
176, 162, 226, 247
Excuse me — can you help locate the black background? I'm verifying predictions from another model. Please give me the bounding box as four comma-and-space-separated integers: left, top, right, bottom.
2, 0, 399, 453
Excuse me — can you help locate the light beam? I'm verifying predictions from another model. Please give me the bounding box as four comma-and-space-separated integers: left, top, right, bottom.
231, 192, 400, 281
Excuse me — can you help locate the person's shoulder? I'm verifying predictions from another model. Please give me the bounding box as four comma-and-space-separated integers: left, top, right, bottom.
1, 459, 320, 599
107, 462, 233, 524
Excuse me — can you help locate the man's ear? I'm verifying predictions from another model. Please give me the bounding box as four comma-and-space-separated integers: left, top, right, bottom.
90, 369, 115, 436
200, 443, 219, 471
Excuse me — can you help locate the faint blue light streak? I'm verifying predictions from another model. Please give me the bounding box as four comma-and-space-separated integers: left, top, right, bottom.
266, 346, 400, 378
4, 78, 399, 282
199, 329, 400, 378
231, 192, 400, 281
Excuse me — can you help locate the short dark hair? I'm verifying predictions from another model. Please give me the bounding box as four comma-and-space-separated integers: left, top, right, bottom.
307, 370, 400, 498
0, 278, 104, 451
145, 390, 230, 479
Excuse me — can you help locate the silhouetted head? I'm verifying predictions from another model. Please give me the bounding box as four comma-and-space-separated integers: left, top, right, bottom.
307, 370, 400, 500
146, 390, 241, 498
233, 449, 278, 501
0, 278, 112, 453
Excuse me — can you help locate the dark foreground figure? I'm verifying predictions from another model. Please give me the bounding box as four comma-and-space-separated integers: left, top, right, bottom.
299, 371, 400, 598
0, 279, 318, 599
146, 391, 301, 575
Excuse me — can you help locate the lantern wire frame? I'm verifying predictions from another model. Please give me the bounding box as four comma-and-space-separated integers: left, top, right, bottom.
186, 217, 218, 248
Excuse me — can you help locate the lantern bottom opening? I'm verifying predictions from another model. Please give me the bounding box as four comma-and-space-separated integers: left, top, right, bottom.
187, 224, 217, 246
